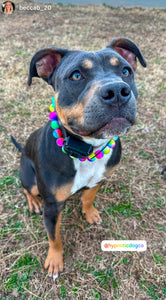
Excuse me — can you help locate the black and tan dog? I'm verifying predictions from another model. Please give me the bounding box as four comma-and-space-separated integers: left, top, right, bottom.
12, 38, 146, 280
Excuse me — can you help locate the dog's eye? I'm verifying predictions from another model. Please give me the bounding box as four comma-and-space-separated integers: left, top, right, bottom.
70, 71, 82, 81
122, 68, 130, 77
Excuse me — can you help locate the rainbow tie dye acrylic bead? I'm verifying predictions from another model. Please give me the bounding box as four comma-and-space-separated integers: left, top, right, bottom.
49, 96, 118, 162
79, 137, 118, 162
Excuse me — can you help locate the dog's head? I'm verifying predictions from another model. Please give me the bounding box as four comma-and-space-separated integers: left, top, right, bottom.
28, 38, 146, 140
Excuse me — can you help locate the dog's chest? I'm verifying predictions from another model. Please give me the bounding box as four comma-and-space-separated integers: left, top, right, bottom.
71, 149, 113, 194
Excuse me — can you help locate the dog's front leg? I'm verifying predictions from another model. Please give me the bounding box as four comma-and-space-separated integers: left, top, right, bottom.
82, 183, 102, 224
43, 201, 64, 280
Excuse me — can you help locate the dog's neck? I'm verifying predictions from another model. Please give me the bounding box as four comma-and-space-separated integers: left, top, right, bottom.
82, 137, 112, 149
62, 126, 111, 152
60, 125, 118, 162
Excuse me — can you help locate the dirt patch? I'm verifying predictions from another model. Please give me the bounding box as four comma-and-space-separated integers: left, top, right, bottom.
0, 2, 165, 299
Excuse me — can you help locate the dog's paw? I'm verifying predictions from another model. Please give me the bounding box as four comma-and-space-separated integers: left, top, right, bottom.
24, 189, 43, 214
29, 196, 43, 214
83, 206, 102, 224
45, 247, 63, 280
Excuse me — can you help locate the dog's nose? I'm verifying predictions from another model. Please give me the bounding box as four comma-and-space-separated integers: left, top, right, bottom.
100, 82, 131, 106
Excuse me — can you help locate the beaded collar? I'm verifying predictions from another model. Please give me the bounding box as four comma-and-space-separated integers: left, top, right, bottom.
49, 96, 118, 162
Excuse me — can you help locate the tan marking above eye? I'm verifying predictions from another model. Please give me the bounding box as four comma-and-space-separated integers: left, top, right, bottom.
82, 59, 93, 69
110, 57, 119, 66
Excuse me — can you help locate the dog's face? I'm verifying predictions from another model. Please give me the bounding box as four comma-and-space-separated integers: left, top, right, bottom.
28, 38, 146, 139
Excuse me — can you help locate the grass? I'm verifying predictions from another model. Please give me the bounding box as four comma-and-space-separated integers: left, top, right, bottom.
3, 254, 40, 296
0, 2, 166, 299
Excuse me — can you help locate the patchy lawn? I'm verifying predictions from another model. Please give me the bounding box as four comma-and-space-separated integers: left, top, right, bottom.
0, 2, 165, 299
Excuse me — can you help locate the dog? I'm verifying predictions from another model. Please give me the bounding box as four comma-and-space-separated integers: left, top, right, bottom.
11, 38, 146, 280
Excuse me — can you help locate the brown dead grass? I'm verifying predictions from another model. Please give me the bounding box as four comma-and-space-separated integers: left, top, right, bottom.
0, 2, 166, 300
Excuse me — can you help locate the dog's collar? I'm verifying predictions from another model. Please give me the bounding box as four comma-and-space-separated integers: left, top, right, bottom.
49, 96, 118, 162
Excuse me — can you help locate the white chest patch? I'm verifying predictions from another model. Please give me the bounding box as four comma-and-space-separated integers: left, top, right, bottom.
71, 148, 113, 194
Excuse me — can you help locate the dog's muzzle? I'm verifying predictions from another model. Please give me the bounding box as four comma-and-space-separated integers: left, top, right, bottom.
99, 82, 131, 107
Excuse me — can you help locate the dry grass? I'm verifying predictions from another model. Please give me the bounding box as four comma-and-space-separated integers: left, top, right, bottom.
0, 2, 166, 299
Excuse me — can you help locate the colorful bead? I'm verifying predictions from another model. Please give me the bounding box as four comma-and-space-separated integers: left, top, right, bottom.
108, 141, 112, 147
56, 138, 64, 147
51, 121, 59, 129
88, 157, 96, 162
49, 104, 54, 112
79, 158, 87, 161
108, 140, 116, 148
114, 136, 119, 141
91, 157, 96, 161
111, 140, 116, 148
52, 96, 55, 109
53, 129, 62, 138
89, 153, 95, 159
55, 129, 62, 137
95, 150, 104, 159
53, 131, 58, 138
87, 153, 96, 161
62, 147, 67, 154
49, 112, 57, 121
103, 147, 110, 154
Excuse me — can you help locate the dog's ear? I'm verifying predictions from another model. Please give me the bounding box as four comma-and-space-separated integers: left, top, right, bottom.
28, 47, 68, 86
107, 38, 147, 70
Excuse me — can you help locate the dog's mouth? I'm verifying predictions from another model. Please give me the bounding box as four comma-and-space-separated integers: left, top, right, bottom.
71, 117, 133, 138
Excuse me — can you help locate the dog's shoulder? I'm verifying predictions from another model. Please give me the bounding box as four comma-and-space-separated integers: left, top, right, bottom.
23, 127, 43, 160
